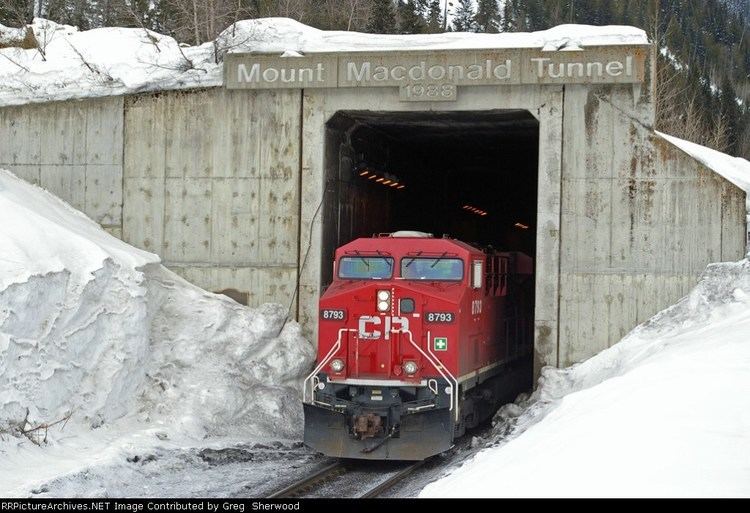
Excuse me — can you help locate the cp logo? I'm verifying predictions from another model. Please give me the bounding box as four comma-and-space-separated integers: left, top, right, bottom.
358, 316, 410, 340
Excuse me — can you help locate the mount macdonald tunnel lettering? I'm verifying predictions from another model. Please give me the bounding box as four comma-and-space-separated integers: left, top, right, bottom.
225, 47, 647, 91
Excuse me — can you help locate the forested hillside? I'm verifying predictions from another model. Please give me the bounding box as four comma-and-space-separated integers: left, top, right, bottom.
498, 0, 749, 158
1, 0, 748, 157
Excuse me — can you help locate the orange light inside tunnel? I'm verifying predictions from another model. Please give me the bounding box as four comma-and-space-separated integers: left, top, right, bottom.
463, 204, 487, 216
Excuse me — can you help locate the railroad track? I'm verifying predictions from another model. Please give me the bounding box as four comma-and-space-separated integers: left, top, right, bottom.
266, 460, 424, 498
267, 461, 346, 498
358, 460, 424, 498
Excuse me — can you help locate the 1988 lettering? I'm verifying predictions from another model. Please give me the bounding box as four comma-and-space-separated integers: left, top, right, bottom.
401, 83, 457, 101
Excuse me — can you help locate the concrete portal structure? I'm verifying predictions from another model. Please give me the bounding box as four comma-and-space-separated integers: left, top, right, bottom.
0, 32, 746, 377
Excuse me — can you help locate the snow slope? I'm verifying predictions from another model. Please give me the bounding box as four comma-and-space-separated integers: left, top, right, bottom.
0, 168, 315, 495
0, 18, 648, 107
421, 258, 750, 498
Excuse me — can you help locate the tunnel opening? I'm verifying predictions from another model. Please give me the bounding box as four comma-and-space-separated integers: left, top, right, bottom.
321, 108, 539, 398
322, 110, 538, 280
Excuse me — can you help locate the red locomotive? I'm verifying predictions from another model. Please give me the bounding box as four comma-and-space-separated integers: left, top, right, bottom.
303, 231, 534, 460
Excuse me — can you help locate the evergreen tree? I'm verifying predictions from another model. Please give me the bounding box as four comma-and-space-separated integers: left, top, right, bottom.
452, 0, 475, 32
44, 0, 95, 30
426, 0, 443, 32
719, 75, 742, 154
501, 0, 517, 31
0, 0, 32, 25
367, 0, 397, 33
397, 0, 424, 33
474, 0, 499, 33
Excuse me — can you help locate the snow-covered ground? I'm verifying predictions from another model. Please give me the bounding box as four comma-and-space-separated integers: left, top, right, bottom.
0, 168, 315, 496
0, 18, 647, 107
422, 258, 750, 498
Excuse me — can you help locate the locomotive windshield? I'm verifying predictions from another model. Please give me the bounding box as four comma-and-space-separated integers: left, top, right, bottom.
400, 258, 464, 281
338, 256, 394, 279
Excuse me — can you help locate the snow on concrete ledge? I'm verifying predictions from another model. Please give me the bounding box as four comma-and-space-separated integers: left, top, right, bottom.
0, 18, 648, 107
657, 131, 750, 193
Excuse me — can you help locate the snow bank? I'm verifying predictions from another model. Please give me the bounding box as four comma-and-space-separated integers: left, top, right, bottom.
0, 18, 648, 107
0, 167, 315, 441
0, 23, 31, 48
421, 259, 750, 497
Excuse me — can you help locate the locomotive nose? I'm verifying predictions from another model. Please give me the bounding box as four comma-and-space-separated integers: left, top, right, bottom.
349, 284, 425, 381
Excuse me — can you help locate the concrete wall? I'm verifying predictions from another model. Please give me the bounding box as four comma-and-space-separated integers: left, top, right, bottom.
122, 88, 301, 306
0, 90, 301, 309
0, 97, 124, 236
557, 84, 747, 367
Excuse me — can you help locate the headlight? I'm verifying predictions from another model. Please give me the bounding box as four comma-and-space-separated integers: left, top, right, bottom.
330, 358, 345, 373
377, 290, 391, 312
403, 361, 418, 375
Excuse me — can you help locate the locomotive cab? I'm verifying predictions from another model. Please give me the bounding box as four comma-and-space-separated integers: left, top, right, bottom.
303, 232, 533, 460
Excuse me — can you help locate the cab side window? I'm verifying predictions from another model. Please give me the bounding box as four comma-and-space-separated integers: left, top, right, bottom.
471, 260, 483, 289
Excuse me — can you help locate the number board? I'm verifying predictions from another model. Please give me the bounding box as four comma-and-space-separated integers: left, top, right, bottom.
425, 312, 455, 323
320, 309, 346, 321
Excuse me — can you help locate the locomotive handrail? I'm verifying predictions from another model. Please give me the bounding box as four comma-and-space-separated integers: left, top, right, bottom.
426, 332, 460, 422
397, 327, 460, 422
303, 328, 357, 404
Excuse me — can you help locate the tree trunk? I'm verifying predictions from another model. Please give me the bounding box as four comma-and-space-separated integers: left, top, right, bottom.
192, 0, 200, 45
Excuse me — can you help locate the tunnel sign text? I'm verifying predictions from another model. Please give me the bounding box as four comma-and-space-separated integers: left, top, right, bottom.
225, 47, 646, 100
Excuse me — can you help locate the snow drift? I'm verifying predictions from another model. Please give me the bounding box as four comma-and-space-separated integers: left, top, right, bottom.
0, 168, 315, 441
422, 258, 750, 497
0, 18, 648, 107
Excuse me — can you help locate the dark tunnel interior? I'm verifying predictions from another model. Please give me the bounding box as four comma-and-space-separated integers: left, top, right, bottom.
321, 109, 539, 288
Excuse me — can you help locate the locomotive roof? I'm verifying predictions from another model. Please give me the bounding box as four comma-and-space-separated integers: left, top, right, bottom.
336, 235, 482, 257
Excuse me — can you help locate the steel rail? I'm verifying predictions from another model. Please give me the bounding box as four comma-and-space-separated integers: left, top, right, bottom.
358, 461, 425, 498
266, 461, 346, 498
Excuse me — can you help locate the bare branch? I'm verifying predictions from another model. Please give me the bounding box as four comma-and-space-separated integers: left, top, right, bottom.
19, 409, 75, 446
66, 40, 97, 74
1, 51, 31, 72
